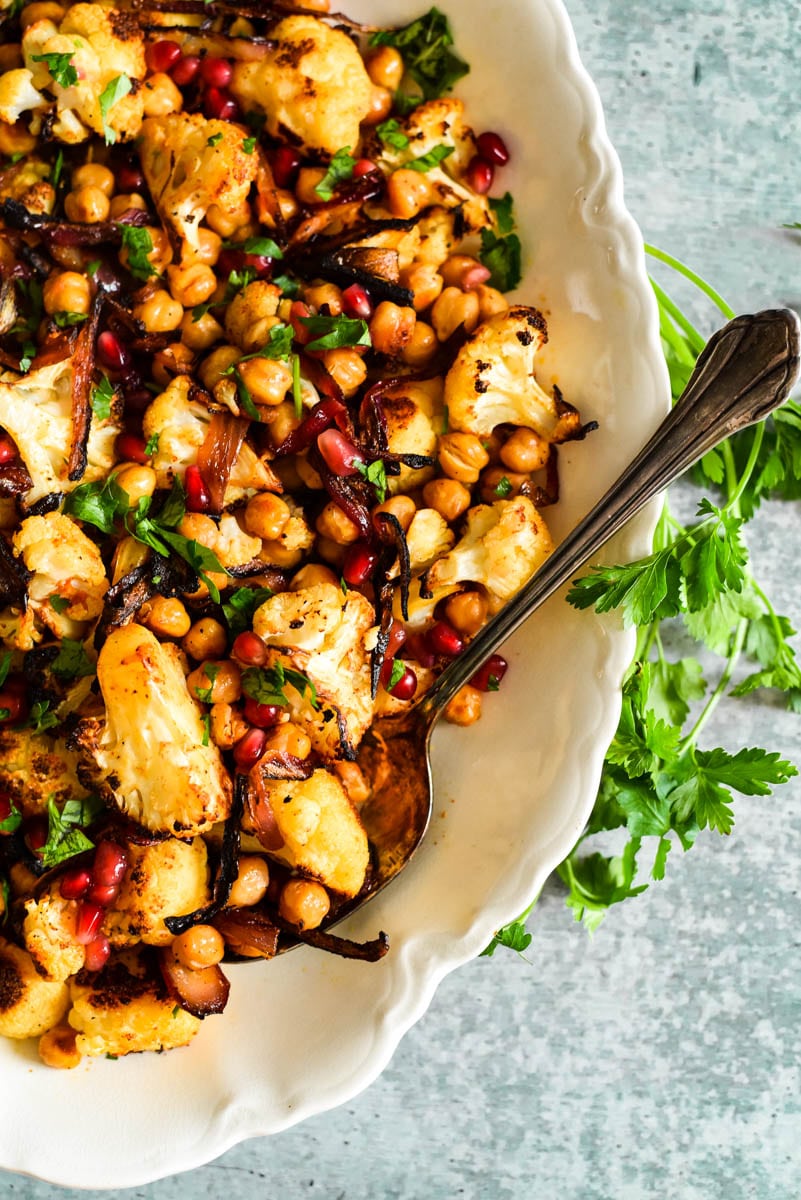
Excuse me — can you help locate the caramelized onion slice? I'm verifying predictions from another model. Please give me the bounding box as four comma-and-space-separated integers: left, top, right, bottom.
214, 906, 280, 959
158, 945, 230, 1018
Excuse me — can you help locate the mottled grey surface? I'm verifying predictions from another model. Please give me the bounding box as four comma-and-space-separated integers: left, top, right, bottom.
6, 2, 801, 1197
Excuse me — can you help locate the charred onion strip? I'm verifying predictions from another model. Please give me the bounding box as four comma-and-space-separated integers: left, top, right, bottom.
214, 906, 280, 960
95, 555, 199, 646
276, 917, 390, 962
132, 0, 376, 29
0, 464, 33, 497
0, 199, 149, 246
311, 448, 373, 539
0, 531, 30, 606
275, 395, 350, 457
164, 774, 246, 936
67, 294, 102, 481
374, 511, 411, 621
159, 946, 231, 1018
197, 410, 249, 514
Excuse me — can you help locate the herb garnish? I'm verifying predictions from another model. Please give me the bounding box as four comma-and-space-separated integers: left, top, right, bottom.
356, 459, 388, 502
298, 314, 371, 352
370, 7, 469, 101
405, 144, 454, 172
31, 52, 78, 89
119, 225, 157, 281
241, 662, 318, 710
40, 796, 104, 869
314, 147, 355, 202
51, 639, 95, 681
99, 73, 132, 144
222, 586, 274, 637
479, 192, 522, 293
376, 119, 410, 150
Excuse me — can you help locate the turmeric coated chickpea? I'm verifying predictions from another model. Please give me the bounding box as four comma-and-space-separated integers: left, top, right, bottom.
182, 617, 228, 662
180, 309, 223, 352
275, 188, 299, 222
264, 723, 312, 759
372, 494, 416, 534
167, 263, 217, 308
181, 227, 222, 268
238, 356, 293, 407
431, 287, 481, 342
362, 84, 393, 125
173, 925, 225, 972
315, 535, 346, 567
295, 167, 328, 206
316, 501, 361, 544
443, 684, 483, 726
290, 563, 339, 590
303, 282, 342, 314
439, 254, 486, 289
475, 284, 509, 320
64, 185, 110, 224
333, 760, 370, 805
320, 347, 367, 398
142, 71, 183, 117
209, 702, 248, 749
113, 463, 157, 506
366, 45, 404, 91
479, 466, 528, 503
0, 117, 34, 154
42, 271, 91, 317
400, 320, 438, 367
386, 168, 435, 220
422, 477, 472, 523
369, 301, 416, 357
187, 660, 242, 704
279, 879, 330, 930
244, 493, 291, 541
38, 1024, 81, 1070
500, 427, 551, 474
227, 856, 270, 908
133, 289, 183, 334
152, 342, 195, 386
399, 262, 443, 312
108, 192, 148, 220
20, 3, 64, 29
443, 590, 488, 638
144, 596, 192, 639
206, 199, 251, 237
70, 163, 115, 197
199, 344, 241, 391
437, 432, 490, 484
177, 512, 219, 549
267, 400, 301, 448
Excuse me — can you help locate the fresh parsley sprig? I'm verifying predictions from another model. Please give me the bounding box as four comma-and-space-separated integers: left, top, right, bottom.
370, 7, 469, 102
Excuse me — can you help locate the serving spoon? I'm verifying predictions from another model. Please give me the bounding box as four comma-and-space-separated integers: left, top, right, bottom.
347, 308, 801, 922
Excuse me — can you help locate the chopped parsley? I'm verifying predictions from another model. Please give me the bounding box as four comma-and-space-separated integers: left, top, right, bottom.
119, 225, 157, 282
53, 311, 89, 328
99, 73, 132, 144
479, 192, 522, 293
298, 313, 371, 352
356, 459, 388, 502
207, 132, 223, 147
370, 7, 469, 101
314, 146, 355, 202
222, 586, 274, 637
376, 119, 410, 150
194, 663, 219, 704
241, 662, 318, 710
144, 431, 160, 457
51, 639, 95, 681
494, 475, 513, 498
405, 144, 454, 172
31, 52, 78, 89
91, 374, 115, 421
242, 136, 257, 154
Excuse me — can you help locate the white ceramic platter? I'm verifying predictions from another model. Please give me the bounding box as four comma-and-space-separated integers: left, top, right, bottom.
0, 0, 669, 1186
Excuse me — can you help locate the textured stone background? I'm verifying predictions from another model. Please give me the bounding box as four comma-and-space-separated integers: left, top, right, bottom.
6, 1, 801, 1196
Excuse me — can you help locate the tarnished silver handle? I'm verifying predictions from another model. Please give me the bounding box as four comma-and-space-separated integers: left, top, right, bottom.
421, 308, 801, 718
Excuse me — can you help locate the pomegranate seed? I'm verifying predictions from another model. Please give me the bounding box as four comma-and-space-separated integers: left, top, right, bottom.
216, 248, 243, 277
170, 54, 200, 86
243, 697, 283, 729
123, 386, 152, 415
0, 794, 10, 823
342, 542, 377, 586
116, 163, 145, 192
470, 653, 509, 692
85, 881, 119, 907
316, 429, 364, 476
233, 727, 268, 771
289, 300, 312, 344
97, 330, 129, 371
476, 131, 510, 166
184, 464, 211, 512
92, 840, 128, 888
427, 621, 465, 658
388, 664, 417, 701
404, 632, 436, 669
199, 56, 233, 88
232, 631, 268, 667
75, 902, 105, 945
0, 436, 17, 464
0, 687, 27, 724
466, 156, 494, 194
385, 620, 407, 659
116, 432, 147, 464
204, 87, 238, 121
352, 158, 376, 178
341, 283, 373, 320
461, 263, 492, 290
60, 868, 92, 901
147, 40, 182, 74
270, 145, 302, 188
83, 933, 111, 972
25, 817, 47, 853
243, 253, 273, 276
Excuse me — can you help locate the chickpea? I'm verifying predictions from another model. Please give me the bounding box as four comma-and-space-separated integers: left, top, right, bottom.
431, 287, 480, 342
181, 227, 222, 268
475, 284, 509, 320
71, 162, 115, 197
167, 263, 217, 308
182, 617, 228, 661
264, 722, 312, 759
181, 309, 224, 352
294, 453, 324, 490
369, 301, 416, 357
64, 185, 110, 224
187, 660, 242, 704
275, 188, 299, 222
500, 427, 551, 474
444, 684, 483, 726
268, 400, 301, 448
444, 590, 488, 638
113, 463, 157, 506
333, 760, 370, 805
209, 701, 248, 749
366, 45, 404, 91
0, 48, 23, 76
422, 478, 473, 523
142, 71, 183, 117
400, 320, 438, 367
279, 879, 330, 930
133, 289, 183, 333
315, 535, 346, 567
199, 344, 241, 390
108, 192, 148, 220
244, 493, 291, 541
238, 356, 293, 408
320, 347, 367, 398
0, 118, 33, 155
399, 262, 443, 312
206, 199, 251, 237
290, 563, 339, 590
173, 925, 224, 972
479, 466, 528, 503
152, 342, 195, 386
438, 432, 490, 484
316, 501, 361, 544
20, 3, 64, 28
386, 168, 435, 220
228, 855, 270, 908
177, 512, 218, 549
303, 281, 342, 314
295, 167, 328, 206
142, 596, 191, 639
439, 254, 486, 289
372, 494, 416, 534
42, 271, 90, 317
38, 1025, 81, 1070
362, 84, 393, 125
111, 536, 149, 586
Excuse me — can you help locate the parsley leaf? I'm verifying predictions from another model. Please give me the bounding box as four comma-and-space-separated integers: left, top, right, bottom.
387, 658, 405, 690
224, 236, 283, 260
31, 51, 78, 89
99, 73, 132, 144
479, 193, 522, 293
26, 700, 59, 733
481, 915, 532, 958
370, 7, 469, 101
40, 796, 103, 869
64, 476, 129, 534
51, 639, 95, 681
314, 147, 355, 202
0, 801, 21, 835
493, 475, 512, 498
222, 586, 274, 637
241, 662, 318, 709
242, 136, 256, 154
406, 144, 454, 172
355, 459, 388, 502
376, 119, 409, 150
119, 225, 157, 282
194, 663, 219, 704
53, 311, 89, 328
91, 374, 115, 420
0, 652, 11, 689
207, 132, 223, 147
299, 314, 371, 351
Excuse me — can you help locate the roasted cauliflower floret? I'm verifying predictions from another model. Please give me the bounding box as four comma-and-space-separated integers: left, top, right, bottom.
382, 380, 440, 494
0, 728, 86, 818
0, 937, 69, 1039
72, 624, 233, 836
444, 306, 582, 441
0, 68, 46, 125
425, 497, 553, 606
139, 113, 260, 257
0, 158, 54, 214
67, 965, 200, 1057
251, 769, 368, 897
214, 513, 262, 570
230, 15, 372, 157
260, 497, 314, 568
104, 838, 210, 948
404, 507, 455, 572
23, 891, 85, 983
20, 6, 146, 144
253, 583, 375, 758
0, 357, 121, 504
142, 375, 273, 501
12, 511, 108, 645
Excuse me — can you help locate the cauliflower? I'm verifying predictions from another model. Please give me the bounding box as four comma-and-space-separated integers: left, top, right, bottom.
424, 496, 553, 606
67, 964, 200, 1057
251, 769, 368, 897
23, 891, 85, 983
71, 624, 233, 837
252, 583, 375, 758
403, 507, 455, 572
230, 15, 372, 157
0, 937, 69, 1039
354, 207, 459, 272
139, 113, 260, 258
19, 6, 146, 144
0, 69, 46, 126
142, 375, 274, 501
382, 380, 440, 494
0, 357, 121, 504
0, 157, 54, 214
376, 98, 491, 233
392, 577, 459, 630
260, 497, 314, 568
444, 306, 583, 441
11, 511, 108, 646
104, 838, 210, 948
214, 513, 262, 570
0, 728, 87, 818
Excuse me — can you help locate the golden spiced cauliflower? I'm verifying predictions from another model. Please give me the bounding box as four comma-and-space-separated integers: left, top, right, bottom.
138, 113, 260, 258
252, 582, 375, 759
230, 15, 372, 157
11, 511, 108, 647
23, 891, 85, 983
104, 838, 210, 948
72, 623, 233, 837
0, 728, 87, 818
443, 306, 583, 441
0, 937, 70, 1039
424, 496, 554, 606
382, 380, 440, 495
67, 963, 200, 1058
0, 357, 121, 504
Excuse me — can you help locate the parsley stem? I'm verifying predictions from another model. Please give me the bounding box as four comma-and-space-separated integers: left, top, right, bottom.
726, 421, 765, 512
649, 276, 706, 357
679, 617, 749, 753
644, 244, 736, 322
